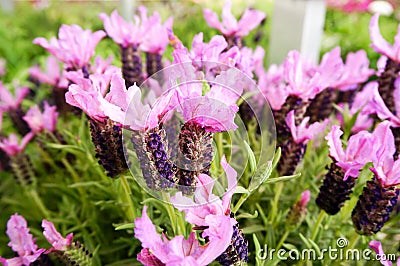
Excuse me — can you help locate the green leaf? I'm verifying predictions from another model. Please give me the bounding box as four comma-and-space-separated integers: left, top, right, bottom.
253, 234, 263, 266
264, 173, 301, 185
236, 211, 258, 219
298, 233, 312, 249
242, 224, 266, 234
271, 147, 281, 170
244, 141, 257, 174
235, 186, 250, 195
114, 223, 135, 231
248, 161, 273, 193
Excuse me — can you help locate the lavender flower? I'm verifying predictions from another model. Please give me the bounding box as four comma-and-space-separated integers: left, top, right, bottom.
352, 122, 400, 235
134, 206, 235, 266
0, 82, 30, 135
286, 190, 311, 230
203, 1, 265, 48
171, 157, 248, 265
33, 24, 106, 71
369, 240, 400, 266
23, 102, 58, 134
316, 124, 376, 215
277, 111, 328, 176
0, 214, 45, 266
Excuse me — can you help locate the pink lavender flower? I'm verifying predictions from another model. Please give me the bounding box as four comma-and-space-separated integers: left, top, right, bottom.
139, 6, 173, 54
99, 10, 142, 48
91, 56, 120, 76
370, 14, 400, 62
326, 0, 373, 13
0, 82, 29, 112
28, 56, 68, 88
23, 102, 58, 133
258, 64, 287, 110
283, 50, 321, 101
65, 75, 111, 122
203, 1, 265, 37
42, 220, 73, 252
369, 240, 399, 266
134, 206, 235, 266
336, 81, 377, 133
0, 214, 45, 266
369, 77, 400, 127
331, 50, 374, 91
175, 69, 243, 132
299, 190, 311, 208
33, 24, 106, 70
286, 110, 329, 144
370, 122, 400, 187
0, 133, 34, 156
326, 125, 375, 179
171, 156, 237, 224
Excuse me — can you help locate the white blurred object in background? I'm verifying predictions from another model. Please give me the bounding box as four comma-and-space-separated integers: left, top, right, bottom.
368, 1, 394, 15
269, 0, 327, 65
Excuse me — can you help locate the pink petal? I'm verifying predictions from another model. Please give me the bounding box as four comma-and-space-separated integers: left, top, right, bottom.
221, 156, 237, 214
198, 215, 236, 265
325, 125, 346, 162
370, 14, 396, 60
203, 9, 222, 32
134, 207, 169, 263
369, 240, 393, 266
237, 9, 265, 37
42, 220, 72, 251
372, 121, 396, 166
220, 1, 237, 36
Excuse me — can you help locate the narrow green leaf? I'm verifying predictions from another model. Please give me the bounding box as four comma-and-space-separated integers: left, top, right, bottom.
235, 186, 250, 195
271, 147, 281, 170
244, 141, 257, 174
248, 161, 273, 193
264, 173, 301, 184
242, 224, 266, 234
236, 211, 258, 219
253, 234, 263, 266
114, 223, 135, 230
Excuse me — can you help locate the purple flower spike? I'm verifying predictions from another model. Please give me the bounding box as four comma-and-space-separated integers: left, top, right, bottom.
42, 220, 73, 252
33, 24, 106, 70
23, 102, 58, 133
370, 14, 400, 63
0, 214, 45, 266
203, 1, 265, 38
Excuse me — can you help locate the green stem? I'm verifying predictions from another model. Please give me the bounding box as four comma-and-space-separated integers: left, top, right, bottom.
162, 193, 180, 236
310, 210, 326, 241
120, 176, 136, 221
232, 194, 249, 214
347, 231, 360, 250
29, 189, 50, 219
276, 230, 289, 250
269, 182, 284, 222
